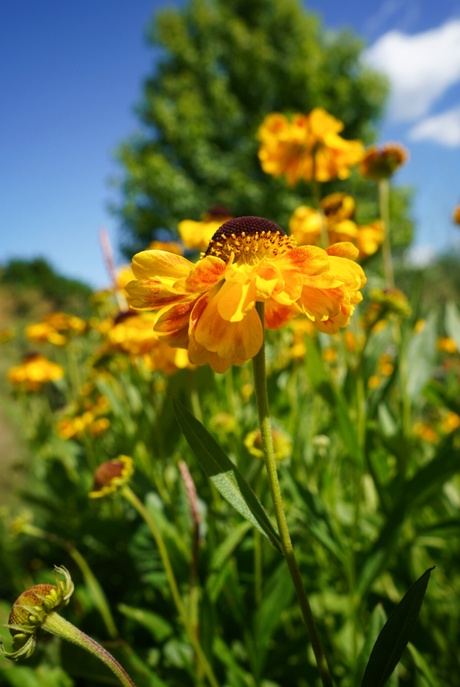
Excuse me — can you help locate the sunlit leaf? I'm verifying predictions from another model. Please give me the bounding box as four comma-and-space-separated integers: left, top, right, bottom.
173, 399, 282, 552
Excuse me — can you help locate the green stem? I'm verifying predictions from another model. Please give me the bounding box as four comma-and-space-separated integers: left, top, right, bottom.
122, 486, 220, 687
43, 612, 135, 687
252, 303, 334, 687
379, 178, 395, 287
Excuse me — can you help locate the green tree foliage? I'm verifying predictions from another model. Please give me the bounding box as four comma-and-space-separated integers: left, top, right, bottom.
114, 0, 392, 257
0, 258, 92, 316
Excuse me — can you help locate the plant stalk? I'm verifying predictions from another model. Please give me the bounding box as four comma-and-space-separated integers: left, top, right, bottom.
122, 486, 220, 687
252, 303, 334, 687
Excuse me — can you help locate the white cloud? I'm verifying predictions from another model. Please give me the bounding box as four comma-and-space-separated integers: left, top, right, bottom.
364, 19, 460, 122
409, 105, 460, 147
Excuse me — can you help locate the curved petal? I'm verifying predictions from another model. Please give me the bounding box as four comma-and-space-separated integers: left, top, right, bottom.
131, 250, 192, 280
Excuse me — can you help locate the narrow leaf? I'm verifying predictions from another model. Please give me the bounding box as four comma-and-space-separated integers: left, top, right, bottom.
360, 567, 434, 687
445, 301, 460, 351
173, 400, 282, 552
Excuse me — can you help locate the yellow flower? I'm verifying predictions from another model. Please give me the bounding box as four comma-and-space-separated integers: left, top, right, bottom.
179, 206, 233, 251
258, 108, 364, 186
45, 312, 86, 335
290, 193, 384, 259
453, 205, 460, 225
25, 322, 67, 346
126, 216, 366, 373
355, 220, 385, 259
437, 337, 458, 354
25, 313, 85, 346
7, 353, 64, 391
89, 456, 134, 499
360, 143, 408, 181
244, 428, 292, 461
289, 206, 322, 244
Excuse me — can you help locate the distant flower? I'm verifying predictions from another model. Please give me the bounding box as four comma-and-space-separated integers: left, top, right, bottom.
179, 206, 233, 251
126, 216, 366, 373
290, 192, 384, 259
103, 310, 193, 374
26, 313, 85, 346
25, 322, 66, 346
245, 427, 292, 461
258, 108, 364, 186
453, 204, 460, 225
360, 143, 408, 181
89, 456, 134, 499
354, 221, 385, 260
437, 336, 458, 354
7, 353, 64, 391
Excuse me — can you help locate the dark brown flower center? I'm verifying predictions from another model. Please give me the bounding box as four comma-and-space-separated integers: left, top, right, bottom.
205, 216, 296, 262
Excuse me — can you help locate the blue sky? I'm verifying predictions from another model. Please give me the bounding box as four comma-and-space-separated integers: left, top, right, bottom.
1, 1, 459, 289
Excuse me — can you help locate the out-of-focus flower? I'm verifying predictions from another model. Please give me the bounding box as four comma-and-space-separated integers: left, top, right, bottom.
289, 206, 323, 245
210, 412, 238, 435
126, 216, 366, 373
25, 322, 67, 346
363, 288, 412, 332
453, 205, 460, 225
56, 385, 110, 440
45, 312, 86, 335
244, 428, 292, 461
355, 221, 384, 259
1, 566, 74, 660
290, 192, 384, 259
440, 411, 460, 434
360, 143, 408, 181
101, 310, 193, 374
258, 108, 364, 186
437, 337, 458, 354
368, 352, 395, 390
89, 456, 134, 499
413, 422, 438, 444
25, 312, 86, 346
178, 206, 233, 251
7, 353, 64, 391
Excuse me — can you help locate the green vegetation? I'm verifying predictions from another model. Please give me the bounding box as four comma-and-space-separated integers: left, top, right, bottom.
114, 0, 395, 256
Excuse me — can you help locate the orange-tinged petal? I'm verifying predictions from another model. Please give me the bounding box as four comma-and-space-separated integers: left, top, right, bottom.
265, 301, 298, 329
192, 292, 262, 361
326, 242, 359, 260
283, 245, 330, 276
125, 279, 186, 310
186, 256, 227, 292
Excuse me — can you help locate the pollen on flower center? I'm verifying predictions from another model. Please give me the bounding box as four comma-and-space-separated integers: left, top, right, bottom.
205, 216, 296, 262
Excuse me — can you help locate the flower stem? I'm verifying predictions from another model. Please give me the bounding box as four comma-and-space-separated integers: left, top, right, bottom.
42, 612, 135, 687
122, 486, 220, 687
379, 178, 395, 287
252, 303, 334, 687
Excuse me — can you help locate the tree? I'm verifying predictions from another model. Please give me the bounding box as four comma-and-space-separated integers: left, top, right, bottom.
113, 0, 390, 257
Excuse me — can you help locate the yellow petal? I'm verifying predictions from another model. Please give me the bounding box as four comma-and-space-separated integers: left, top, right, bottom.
131, 250, 192, 280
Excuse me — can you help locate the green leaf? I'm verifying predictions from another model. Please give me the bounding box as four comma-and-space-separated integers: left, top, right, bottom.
173, 400, 282, 552
305, 337, 362, 463
360, 567, 434, 687
405, 311, 438, 400
445, 301, 460, 351
117, 603, 173, 642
